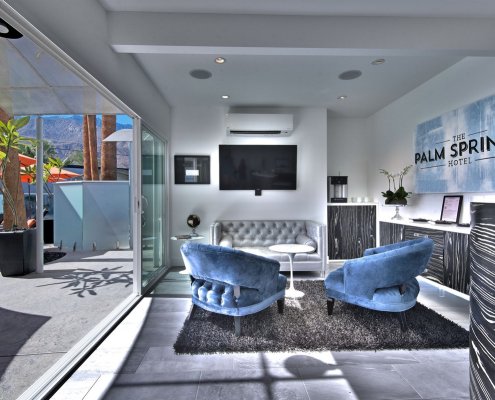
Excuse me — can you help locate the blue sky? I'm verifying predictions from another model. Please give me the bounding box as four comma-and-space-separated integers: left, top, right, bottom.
43, 114, 133, 126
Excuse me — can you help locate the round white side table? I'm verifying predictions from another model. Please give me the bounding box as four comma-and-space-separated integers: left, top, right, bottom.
269, 244, 315, 299
171, 235, 205, 274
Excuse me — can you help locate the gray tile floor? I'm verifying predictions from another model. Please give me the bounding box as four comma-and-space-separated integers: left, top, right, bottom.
54, 266, 471, 400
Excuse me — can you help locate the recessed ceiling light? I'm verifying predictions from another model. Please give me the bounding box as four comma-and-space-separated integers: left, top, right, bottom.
0, 18, 22, 39
221, 95, 229, 99
215, 57, 226, 64
338, 96, 347, 100
338, 70, 362, 80
189, 69, 212, 79
371, 59, 385, 65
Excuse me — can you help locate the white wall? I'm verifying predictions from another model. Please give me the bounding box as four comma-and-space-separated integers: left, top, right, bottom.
367, 57, 495, 222
326, 57, 495, 223
327, 116, 369, 201
170, 107, 327, 265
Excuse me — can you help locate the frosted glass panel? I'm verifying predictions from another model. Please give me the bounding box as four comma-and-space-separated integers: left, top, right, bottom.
54, 182, 130, 250
54, 183, 83, 249
54, 88, 123, 115
9, 36, 86, 87
82, 183, 130, 250
0, 89, 70, 115
0, 36, 124, 115
0, 40, 45, 88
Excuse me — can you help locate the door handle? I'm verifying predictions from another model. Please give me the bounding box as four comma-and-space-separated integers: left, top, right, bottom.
413, 233, 428, 238
141, 195, 149, 214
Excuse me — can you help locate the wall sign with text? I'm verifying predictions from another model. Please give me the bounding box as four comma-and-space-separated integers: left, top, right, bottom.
414, 94, 495, 193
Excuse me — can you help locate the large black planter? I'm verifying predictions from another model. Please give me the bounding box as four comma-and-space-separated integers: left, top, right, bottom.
385, 199, 408, 205
0, 228, 36, 277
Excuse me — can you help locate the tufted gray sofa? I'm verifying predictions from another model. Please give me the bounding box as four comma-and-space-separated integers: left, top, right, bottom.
210, 220, 326, 276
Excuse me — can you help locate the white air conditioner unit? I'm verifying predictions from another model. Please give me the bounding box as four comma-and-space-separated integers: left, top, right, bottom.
226, 113, 293, 137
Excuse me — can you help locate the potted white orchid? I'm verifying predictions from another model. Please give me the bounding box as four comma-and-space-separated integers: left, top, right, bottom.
379, 165, 413, 205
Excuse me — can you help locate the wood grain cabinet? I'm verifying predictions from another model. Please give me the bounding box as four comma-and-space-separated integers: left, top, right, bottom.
404, 226, 445, 286
327, 205, 377, 260
379, 222, 470, 294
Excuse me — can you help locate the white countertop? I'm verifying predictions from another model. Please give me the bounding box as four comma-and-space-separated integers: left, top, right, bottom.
327, 202, 379, 206
380, 218, 471, 234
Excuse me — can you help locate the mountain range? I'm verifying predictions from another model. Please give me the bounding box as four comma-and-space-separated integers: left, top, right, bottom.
19, 116, 132, 168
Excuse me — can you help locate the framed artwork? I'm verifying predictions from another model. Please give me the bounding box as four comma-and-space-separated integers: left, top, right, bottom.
440, 195, 463, 224
174, 155, 210, 184
413, 93, 495, 194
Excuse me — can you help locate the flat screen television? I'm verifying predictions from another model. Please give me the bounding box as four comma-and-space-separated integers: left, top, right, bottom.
219, 145, 297, 190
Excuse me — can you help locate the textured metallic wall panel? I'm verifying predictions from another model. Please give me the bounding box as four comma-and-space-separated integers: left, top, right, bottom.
444, 231, 471, 295
470, 202, 495, 399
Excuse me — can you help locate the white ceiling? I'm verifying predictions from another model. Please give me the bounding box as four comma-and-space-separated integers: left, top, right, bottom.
99, 0, 495, 18
134, 54, 461, 117
97, 1, 495, 117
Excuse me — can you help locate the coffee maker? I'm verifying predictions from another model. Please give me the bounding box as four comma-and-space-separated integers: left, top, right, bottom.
328, 176, 348, 203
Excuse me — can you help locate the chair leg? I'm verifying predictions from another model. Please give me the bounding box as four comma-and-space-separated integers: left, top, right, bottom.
398, 311, 407, 332
327, 298, 335, 315
277, 298, 285, 313
234, 316, 241, 336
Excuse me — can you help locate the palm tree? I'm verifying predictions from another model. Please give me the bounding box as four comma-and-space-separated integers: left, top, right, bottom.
83, 115, 99, 180
101, 115, 117, 180
83, 115, 91, 180
23, 157, 71, 199
67, 149, 84, 165
18, 139, 57, 163
0, 112, 36, 230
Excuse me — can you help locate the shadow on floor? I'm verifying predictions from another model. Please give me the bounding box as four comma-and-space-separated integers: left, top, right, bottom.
0, 307, 50, 380
34, 267, 132, 298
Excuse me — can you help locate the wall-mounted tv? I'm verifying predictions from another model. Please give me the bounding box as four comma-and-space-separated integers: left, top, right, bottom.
219, 145, 297, 190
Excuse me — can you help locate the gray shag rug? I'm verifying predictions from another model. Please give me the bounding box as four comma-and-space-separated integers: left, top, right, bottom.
174, 280, 469, 354
44, 251, 66, 264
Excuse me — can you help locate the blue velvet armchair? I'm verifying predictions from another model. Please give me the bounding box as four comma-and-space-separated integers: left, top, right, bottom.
325, 238, 434, 331
180, 242, 287, 336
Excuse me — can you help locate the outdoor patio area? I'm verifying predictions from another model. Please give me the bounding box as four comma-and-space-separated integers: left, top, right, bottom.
0, 246, 134, 400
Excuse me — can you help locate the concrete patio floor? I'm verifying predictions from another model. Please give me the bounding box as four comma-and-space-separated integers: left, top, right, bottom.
0, 247, 133, 400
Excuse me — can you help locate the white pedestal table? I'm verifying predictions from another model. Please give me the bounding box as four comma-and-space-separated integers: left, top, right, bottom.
269, 244, 315, 299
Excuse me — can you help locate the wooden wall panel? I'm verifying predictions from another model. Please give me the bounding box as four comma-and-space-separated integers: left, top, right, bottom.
327, 206, 376, 259
379, 222, 404, 246
404, 226, 444, 285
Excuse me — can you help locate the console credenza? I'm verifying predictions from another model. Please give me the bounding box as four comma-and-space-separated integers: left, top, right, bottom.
380, 221, 470, 295
327, 204, 377, 260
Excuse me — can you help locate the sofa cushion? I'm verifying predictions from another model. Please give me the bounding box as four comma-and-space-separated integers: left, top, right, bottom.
221, 220, 309, 248
296, 234, 316, 252
219, 234, 233, 247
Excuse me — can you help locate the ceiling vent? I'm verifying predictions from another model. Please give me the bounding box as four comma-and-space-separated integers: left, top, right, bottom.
226, 114, 293, 137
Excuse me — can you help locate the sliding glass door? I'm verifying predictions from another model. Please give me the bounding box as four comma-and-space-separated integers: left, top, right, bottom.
140, 125, 166, 288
